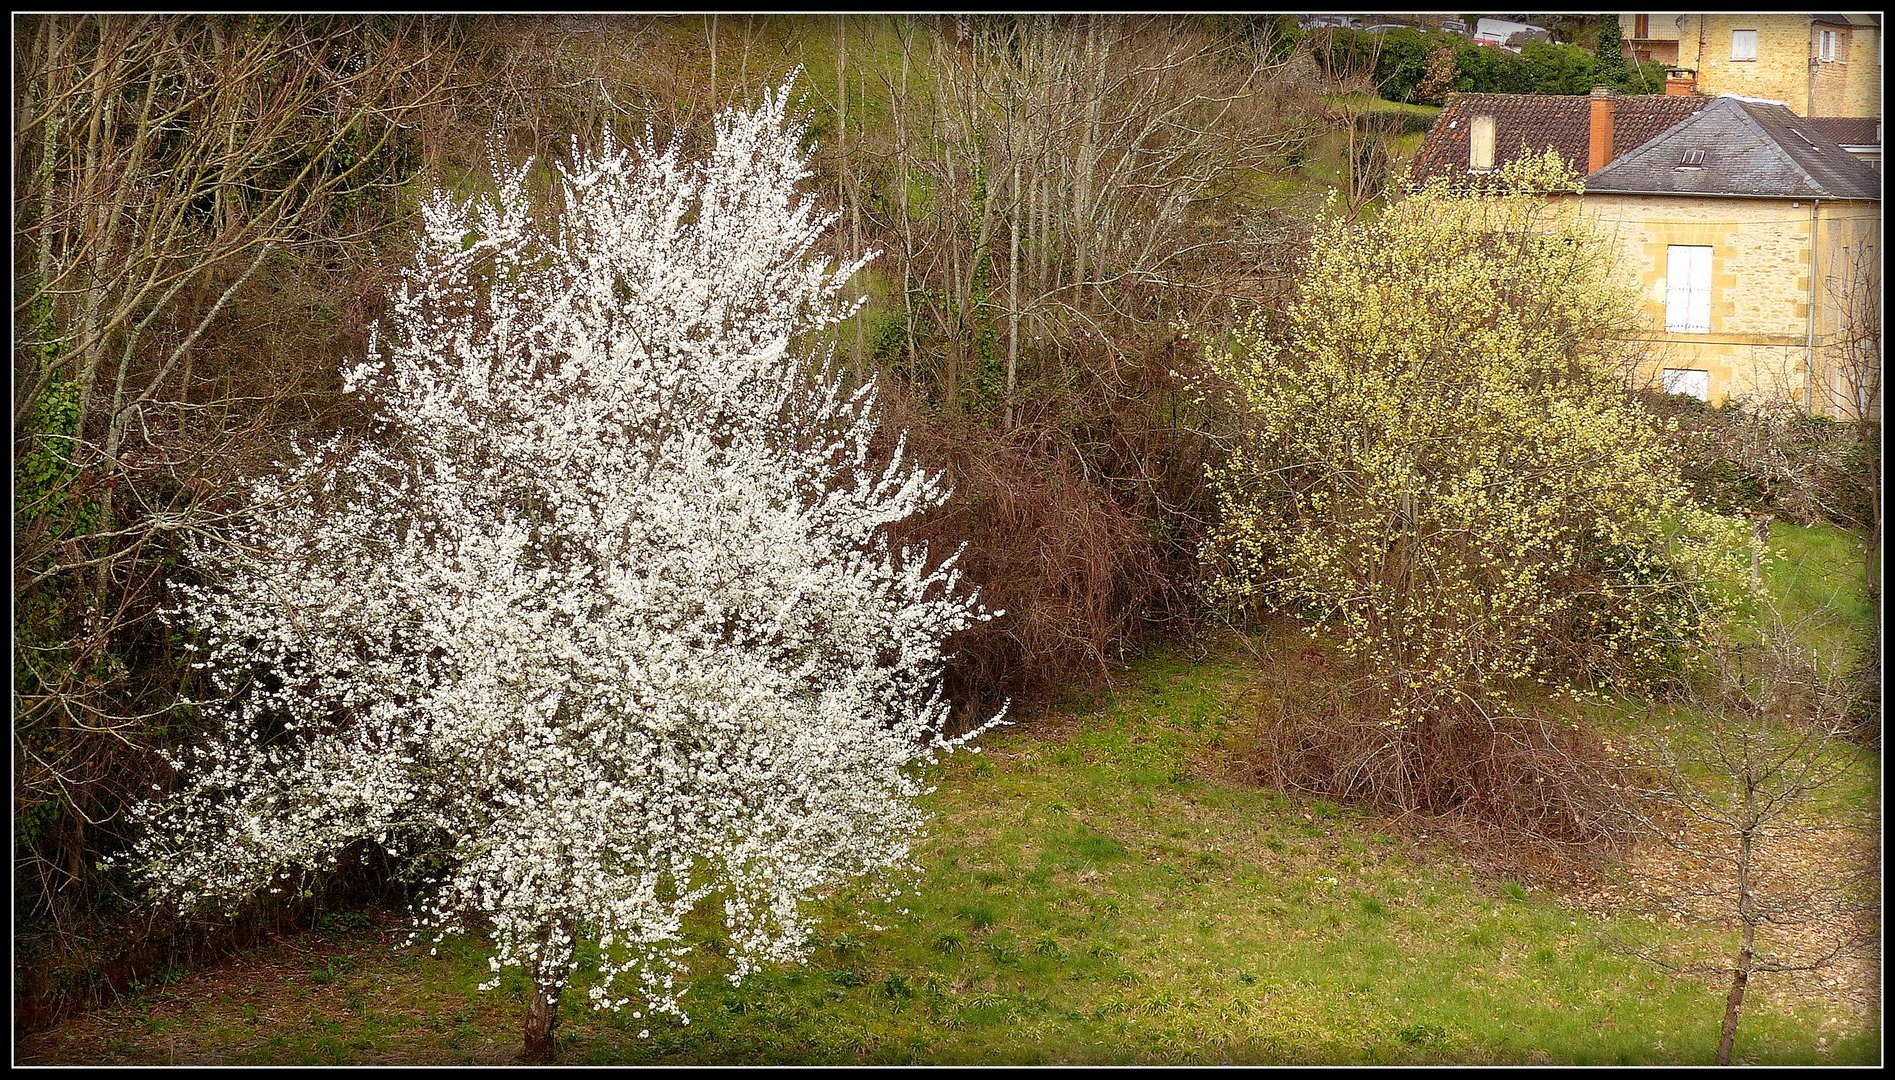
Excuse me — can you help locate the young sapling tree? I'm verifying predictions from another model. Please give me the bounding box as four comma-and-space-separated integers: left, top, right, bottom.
1621, 621, 1877, 1065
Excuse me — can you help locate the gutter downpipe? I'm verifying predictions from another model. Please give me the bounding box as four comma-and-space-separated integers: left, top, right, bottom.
1807, 23, 1818, 117
1806, 197, 1822, 412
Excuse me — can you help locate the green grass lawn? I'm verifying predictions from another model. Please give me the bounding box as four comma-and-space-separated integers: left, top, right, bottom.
19, 521, 1877, 1065
1761, 519, 1876, 675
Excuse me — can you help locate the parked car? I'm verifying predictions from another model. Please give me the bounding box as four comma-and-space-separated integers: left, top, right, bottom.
1303, 15, 1362, 30
1362, 23, 1413, 34
1473, 18, 1549, 52
1441, 19, 1469, 36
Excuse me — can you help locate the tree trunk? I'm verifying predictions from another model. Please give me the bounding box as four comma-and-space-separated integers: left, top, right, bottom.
33, 19, 63, 302
1716, 922, 1755, 1065
522, 977, 564, 1063
849, 34, 865, 373
1006, 95, 1021, 430
1072, 14, 1102, 305
1865, 436, 1882, 668
1718, 797, 1759, 1066
836, 15, 859, 380
896, 23, 917, 376
935, 56, 963, 399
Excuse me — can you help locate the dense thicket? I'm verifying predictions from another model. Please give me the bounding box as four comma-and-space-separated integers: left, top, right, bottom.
15, 13, 456, 1027
1640, 392, 1878, 530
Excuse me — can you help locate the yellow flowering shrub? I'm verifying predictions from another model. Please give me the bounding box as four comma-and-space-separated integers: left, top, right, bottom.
1203, 153, 1754, 730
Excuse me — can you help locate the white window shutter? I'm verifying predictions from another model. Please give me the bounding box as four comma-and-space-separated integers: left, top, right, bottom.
1666, 246, 1687, 330
1688, 247, 1711, 331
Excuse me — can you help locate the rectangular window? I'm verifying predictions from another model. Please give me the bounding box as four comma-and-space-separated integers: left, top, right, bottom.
1634, 14, 1650, 39
1665, 245, 1713, 333
1819, 29, 1838, 62
1731, 29, 1758, 61
1662, 368, 1711, 401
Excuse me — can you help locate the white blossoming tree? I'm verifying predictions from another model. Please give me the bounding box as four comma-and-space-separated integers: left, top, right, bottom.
125, 83, 995, 1062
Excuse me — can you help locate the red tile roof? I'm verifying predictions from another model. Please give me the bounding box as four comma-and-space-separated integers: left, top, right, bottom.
1409, 93, 1710, 185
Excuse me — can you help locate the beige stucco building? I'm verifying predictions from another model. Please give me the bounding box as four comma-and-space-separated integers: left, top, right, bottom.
1619, 13, 1881, 118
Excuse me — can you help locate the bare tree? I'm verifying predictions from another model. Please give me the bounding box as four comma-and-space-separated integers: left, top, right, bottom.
14, 17, 450, 426
875, 15, 1321, 411
1620, 621, 1878, 1065
1309, 27, 1395, 222
12, 12, 454, 941
1819, 236, 1882, 665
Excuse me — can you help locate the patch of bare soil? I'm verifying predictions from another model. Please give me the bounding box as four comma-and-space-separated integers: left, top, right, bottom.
1574, 814, 1882, 1030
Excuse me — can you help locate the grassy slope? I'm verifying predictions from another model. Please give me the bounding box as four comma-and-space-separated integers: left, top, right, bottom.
1762, 519, 1876, 674
20, 524, 1877, 1066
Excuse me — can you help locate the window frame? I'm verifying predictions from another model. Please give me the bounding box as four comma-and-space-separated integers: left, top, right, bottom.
1730, 28, 1758, 61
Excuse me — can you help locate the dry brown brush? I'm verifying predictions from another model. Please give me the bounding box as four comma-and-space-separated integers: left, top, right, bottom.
879, 379, 1184, 721
1231, 634, 1639, 860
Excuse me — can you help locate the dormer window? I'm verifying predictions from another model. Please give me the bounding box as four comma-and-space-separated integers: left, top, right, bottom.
1470, 114, 1496, 172
1677, 148, 1706, 169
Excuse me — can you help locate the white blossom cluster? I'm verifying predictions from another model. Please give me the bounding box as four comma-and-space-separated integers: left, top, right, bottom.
125, 83, 997, 1024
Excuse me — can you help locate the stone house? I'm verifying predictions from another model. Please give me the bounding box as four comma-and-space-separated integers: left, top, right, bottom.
1411, 90, 1882, 417
1617, 13, 1881, 118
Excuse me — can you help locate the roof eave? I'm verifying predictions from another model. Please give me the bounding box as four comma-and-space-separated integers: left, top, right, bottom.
1582, 186, 1881, 201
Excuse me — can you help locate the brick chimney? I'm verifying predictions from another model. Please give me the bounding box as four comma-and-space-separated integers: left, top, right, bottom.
1664, 68, 1697, 96
1587, 86, 1616, 174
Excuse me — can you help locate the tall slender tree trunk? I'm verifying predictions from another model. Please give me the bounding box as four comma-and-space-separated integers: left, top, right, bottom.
706, 13, 717, 105
850, 33, 865, 373
935, 57, 964, 400
1866, 445, 1882, 671
1717, 799, 1759, 1066
836, 16, 846, 221
896, 23, 917, 375
1072, 14, 1103, 308
1007, 97, 1021, 431
33, 19, 63, 302
73, 19, 119, 437
836, 15, 859, 379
